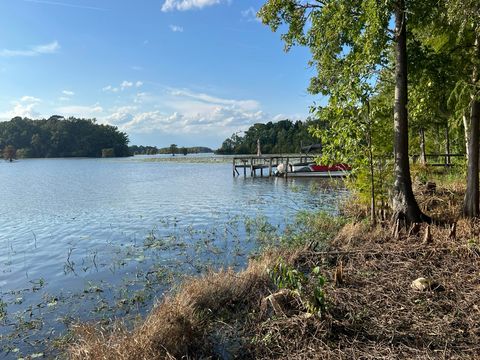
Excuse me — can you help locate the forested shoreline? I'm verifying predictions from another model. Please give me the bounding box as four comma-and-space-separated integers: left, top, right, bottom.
216, 119, 317, 154
0, 116, 130, 158
129, 145, 214, 155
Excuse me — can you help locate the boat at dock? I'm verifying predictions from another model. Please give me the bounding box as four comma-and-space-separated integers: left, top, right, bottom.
231, 142, 351, 178
275, 162, 351, 178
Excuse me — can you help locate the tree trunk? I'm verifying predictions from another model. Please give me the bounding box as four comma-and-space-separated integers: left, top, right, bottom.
419, 128, 426, 165
463, 32, 480, 218
367, 102, 376, 226
391, 0, 430, 224
445, 122, 450, 166
463, 112, 470, 161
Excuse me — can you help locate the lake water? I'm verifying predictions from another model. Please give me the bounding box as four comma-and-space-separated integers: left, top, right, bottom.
0, 155, 347, 358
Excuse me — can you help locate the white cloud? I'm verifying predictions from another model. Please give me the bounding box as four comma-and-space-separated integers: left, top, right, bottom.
120, 81, 134, 90
0, 96, 42, 120
103, 81, 142, 92
161, 0, 225, 12
241, 7, 261, 22
134, 92, 149, 104
20, 96, 41, 103
168, 88, 260, 111
102, 88, 284, 137
62, 90, 75, 96
56, 104, 103, 118
169, 25, 184, 32
102, 85, 119, 93
0, 41, 60, 57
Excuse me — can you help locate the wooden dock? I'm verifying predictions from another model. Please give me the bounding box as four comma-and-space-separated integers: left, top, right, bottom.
232, 155, 314, 178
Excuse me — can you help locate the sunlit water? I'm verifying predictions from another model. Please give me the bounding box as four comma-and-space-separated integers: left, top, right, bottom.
0, 155, 347, 358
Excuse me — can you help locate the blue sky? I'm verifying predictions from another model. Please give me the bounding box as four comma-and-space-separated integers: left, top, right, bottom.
0, 0, 320, 148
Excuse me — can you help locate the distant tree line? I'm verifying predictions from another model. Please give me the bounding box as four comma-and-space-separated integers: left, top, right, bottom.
216, 119, 318, 155
0, 116, 130, 158
130, 145, 214, 155
129, 145, 160, 155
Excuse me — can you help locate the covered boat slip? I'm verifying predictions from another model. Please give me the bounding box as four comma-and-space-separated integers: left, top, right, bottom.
232, 155, 350, 178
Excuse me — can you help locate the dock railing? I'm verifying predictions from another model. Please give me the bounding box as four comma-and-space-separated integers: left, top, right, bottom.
232, 155, 316, 178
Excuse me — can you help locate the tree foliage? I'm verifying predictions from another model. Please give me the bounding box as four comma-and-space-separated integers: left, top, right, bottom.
216, 119, 317, 155
0, 116, 130, 158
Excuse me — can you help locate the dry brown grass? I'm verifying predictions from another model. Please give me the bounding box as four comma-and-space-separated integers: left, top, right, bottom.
249, 220, 480, 359
67, 251, 281, 359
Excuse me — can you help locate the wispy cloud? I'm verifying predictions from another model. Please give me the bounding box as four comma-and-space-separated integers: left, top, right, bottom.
56, 104, 103, 118
20, 96, 41, 103
241, 7, 261, 23
169, 25, 184, 32
104, 80, 142, 92
0, 41, 60, 57
168, 88, 259, 111
102, 85, 119, 93
161, 0, 226, 12
24, 0, 107, 11
62, 90, 75, 96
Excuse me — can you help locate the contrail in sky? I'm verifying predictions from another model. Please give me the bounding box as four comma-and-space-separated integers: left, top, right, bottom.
24, 0, 107, 11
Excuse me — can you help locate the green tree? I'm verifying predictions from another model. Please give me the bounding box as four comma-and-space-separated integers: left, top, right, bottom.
0, 117, 130, 158
259, 0, 433, 224
413, 0, 480, 217
216, 120, 316, 155
169, 144, 178, 156
444, 0, 480, 217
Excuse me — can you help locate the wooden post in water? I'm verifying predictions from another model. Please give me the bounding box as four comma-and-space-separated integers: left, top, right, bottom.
269, 158, 272, 177
232, 158, 236, 177
243, 160, 247, 178
250, 157, 254, 177
285, 157, 289, 178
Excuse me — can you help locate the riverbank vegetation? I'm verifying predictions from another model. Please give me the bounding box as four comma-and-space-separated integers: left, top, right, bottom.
0, 116, 130, 158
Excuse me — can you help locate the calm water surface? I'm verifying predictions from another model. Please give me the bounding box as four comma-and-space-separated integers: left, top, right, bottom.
0, 156, 347, 357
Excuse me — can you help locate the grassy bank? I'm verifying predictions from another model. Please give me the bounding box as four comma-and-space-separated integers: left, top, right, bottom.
67, 178, 480, 359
